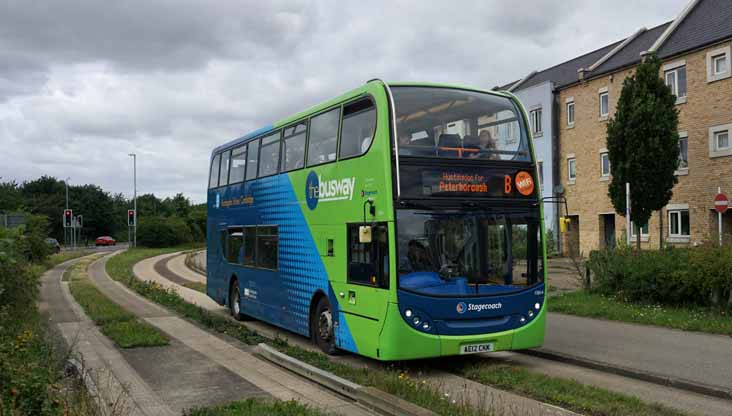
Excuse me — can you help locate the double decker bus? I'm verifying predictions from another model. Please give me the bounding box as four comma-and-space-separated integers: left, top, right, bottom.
206, 80, 546, 360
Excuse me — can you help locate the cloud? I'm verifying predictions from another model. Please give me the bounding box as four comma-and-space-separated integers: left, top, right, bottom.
0, 0, 686, 202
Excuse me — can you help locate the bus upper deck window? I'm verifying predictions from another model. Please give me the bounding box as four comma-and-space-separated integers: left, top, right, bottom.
340, 99, 376, 159
307, 108, 340, 167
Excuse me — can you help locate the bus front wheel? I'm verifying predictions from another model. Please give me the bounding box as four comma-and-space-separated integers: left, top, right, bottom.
229, 279, 243, 321
312, 297, 337, 355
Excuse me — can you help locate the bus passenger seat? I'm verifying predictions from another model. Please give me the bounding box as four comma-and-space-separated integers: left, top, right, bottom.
438, 134, 461, 157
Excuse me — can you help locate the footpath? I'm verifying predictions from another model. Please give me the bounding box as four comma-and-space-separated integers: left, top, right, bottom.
43, 254, 373, 416
541, 313, 732, 398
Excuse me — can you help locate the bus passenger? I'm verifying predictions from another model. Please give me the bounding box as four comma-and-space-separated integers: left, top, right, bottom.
479, 130, 498, 159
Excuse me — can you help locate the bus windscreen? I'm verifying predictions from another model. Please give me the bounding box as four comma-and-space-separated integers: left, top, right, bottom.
392, 87, 530, 161
397, 209, 543, 297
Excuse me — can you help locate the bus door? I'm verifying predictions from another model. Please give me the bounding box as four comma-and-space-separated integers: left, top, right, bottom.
334, 222, 390, 356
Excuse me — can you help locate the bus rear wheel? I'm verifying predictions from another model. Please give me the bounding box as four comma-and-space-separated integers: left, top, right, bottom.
312, 297, 337, 355
229, 279, 243, 321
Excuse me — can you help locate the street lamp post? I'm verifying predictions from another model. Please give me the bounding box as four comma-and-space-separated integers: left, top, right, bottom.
65, 177, 72, 249
129, 153, 137, 248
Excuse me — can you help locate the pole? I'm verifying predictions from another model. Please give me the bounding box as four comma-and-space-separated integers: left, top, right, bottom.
719, 187, 723, 247
129, 153, 137, 248
626, 182, 631, 246
65, 177, 70, 247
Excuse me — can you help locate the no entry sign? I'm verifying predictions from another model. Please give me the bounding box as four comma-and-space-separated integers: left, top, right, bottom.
714, 193, 729, 213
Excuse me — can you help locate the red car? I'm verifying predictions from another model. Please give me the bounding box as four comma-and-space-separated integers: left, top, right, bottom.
95, 236, 116, 246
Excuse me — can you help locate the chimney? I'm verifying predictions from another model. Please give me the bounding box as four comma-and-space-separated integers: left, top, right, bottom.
577, 68, 587, 81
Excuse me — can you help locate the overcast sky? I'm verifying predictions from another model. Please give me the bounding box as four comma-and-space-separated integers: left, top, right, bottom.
0, 0, 688, 203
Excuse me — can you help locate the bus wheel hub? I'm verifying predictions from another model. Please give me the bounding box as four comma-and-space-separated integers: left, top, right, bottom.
318, 310, 333, 341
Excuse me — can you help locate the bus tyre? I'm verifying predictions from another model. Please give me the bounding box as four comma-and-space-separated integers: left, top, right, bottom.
229, 280, 243, 321
312, 297, 337, 355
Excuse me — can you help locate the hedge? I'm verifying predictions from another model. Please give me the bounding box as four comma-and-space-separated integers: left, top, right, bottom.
588, 246, 732, 307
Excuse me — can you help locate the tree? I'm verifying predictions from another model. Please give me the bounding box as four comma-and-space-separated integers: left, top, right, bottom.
606, 54, 679, 249
0, 179, 24, 212
20, 176, 66, 240
70, 184, 115, 240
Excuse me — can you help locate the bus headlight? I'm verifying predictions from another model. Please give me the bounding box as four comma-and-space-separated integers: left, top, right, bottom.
413, 316, 421, 326
520, 316, 526, 323
528, 310, 534, 318
422, 321, 430, 330
534, 303, 541, 310
405, 309, 413, 318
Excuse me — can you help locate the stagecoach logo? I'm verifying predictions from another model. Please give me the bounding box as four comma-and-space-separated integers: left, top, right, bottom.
457, 301, 503, 314
305, 171, 356, 210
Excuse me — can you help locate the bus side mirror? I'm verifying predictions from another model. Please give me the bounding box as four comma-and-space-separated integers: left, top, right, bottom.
359, 226, 372, 243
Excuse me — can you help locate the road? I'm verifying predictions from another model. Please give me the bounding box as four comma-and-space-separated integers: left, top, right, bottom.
542, 313, 732, 396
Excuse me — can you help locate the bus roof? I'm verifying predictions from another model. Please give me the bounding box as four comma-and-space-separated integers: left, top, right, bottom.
211, 81, 514, 155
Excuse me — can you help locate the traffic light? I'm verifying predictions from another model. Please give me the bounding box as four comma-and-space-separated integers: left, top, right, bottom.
77, 215, 83, 228
128, 209, 136, 226
64, 209, 73, 228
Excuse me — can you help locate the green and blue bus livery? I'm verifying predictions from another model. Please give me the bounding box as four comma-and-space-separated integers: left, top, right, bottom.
206, 80, 546, 360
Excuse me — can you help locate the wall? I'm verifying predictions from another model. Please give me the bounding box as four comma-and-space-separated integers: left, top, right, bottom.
513, 81, 558, 245
557, 41, 732, 254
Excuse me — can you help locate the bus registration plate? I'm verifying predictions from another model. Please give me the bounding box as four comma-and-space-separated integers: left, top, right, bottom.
460, 342, 494, 354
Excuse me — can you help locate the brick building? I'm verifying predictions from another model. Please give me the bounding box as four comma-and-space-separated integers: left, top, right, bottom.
505, 0, 732, 255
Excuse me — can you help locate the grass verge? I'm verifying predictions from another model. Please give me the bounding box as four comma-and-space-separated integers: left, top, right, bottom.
183, 281, 207, 293
550, 290, 732, 336
68, 258, 168, 348
106, 247, 266, 345
185, 398, 326, 416
2, 250, 103, 414
458, 361, 685, 416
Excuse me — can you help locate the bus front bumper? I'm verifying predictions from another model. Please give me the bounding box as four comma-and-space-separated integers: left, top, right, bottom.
376, 302, 545, 361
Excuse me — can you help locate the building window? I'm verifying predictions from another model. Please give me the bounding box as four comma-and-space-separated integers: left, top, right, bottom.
600, 152, 610, 177
678, 133, 688, 170
529, 108, 542, 136
568, 158, 576, 183
713, 54, 727, 75
668, 209, 690, 237
709, 124, 732, 158
664, 64, 687, 103
716, 131, 730, 150
707, 46, 731, 82
630, 221, 649, 237
536, 161, 544, 191
599, 90, 609, 118
567, 101, 575, 126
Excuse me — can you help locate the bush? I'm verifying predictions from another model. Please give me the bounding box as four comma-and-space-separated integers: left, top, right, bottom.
136, 216, 193, 248
588, 246, 732, 308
